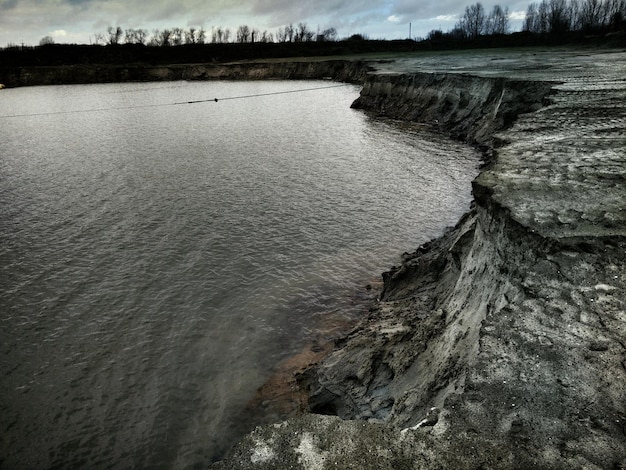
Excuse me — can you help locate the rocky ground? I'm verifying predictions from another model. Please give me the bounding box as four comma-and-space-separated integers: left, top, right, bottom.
211, 48, 626, 469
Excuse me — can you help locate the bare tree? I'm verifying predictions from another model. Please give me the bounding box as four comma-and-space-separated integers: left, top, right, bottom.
236, 24, 251, 43
427, 29, 445, 40
124, 28, 148, 44
569, 0, 583, 29
547, 0, 572, 32
259, 30, 274, 42
523, 2, 536, 30
456, 2, 487, 38
107, 26, 123, 45
149, 30, 160, 46
524, 1, 550, 32
320, 27, 338, 41
197, 27, 206, 44
486, 5, 510, 34
295, 22, 315, 41
524, 0, 585, 33
161, 29, 173, 46
150, 29, 172, 46
185, 27, 197, 44
277, 23, 298, 42
536, 0, 550, 31
171, 27, 183, 45
607, 0, 626, 27
572, 0, 626, 31
39, 36, 54, 46
578, 0, 606, 30
276, 26, 289, 42
284, 24, 295, 42
136, 29, 148, 45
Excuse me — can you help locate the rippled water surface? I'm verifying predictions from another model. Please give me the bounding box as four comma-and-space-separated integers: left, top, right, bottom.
0, 81, 479, 468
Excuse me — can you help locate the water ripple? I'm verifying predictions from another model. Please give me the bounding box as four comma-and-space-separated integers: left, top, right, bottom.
0, 80, 479, 468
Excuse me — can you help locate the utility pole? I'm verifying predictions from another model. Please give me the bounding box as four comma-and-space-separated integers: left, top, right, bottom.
409, 22, 412, 40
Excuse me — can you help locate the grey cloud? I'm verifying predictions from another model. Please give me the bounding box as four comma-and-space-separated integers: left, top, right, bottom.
1, 0, 19, 10
392, 0, 469, 19
250, 0, 380, 26
135, 0, 238, 23
392, 0, 531, 21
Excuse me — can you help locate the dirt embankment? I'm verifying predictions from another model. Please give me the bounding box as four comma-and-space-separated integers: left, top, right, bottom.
351, 71, 555, 149
213, 52, 626, 469
0, 59, 373, 87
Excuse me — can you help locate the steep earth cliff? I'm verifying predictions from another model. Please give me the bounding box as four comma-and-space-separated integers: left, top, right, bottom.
212, 51, 626, 469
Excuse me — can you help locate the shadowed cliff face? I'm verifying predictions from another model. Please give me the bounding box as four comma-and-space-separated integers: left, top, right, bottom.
0, 59, 373, 87
351, 72, 556, 148
212, 50, 626, 469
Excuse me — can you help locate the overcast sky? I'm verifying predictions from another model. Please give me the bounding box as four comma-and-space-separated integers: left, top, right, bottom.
0, 0, 529, 47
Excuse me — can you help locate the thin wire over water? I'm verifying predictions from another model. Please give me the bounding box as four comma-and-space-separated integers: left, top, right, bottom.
0, 83, 352, 118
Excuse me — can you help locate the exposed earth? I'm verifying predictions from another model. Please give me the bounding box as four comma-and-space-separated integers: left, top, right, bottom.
211, 48, 626, 469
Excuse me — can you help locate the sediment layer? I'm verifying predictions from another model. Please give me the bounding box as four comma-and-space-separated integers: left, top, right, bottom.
0, 59, 372, 87
213, 51, 626, 469
351, 71, 555, 148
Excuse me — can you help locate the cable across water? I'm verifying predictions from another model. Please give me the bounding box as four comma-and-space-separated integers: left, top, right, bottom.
179, 83, 351, 104
0, 83, 353, 119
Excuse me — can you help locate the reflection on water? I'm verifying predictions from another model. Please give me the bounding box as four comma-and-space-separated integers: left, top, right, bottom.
0, 80, 479, 468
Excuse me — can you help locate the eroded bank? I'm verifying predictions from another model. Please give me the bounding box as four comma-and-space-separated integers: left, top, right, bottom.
212, 49, 626, 469
0, 59, 373, 87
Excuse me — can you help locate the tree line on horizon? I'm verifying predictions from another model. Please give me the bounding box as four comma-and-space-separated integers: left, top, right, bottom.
38, 23, 338, 48
429, 0, 625, 40
6, 0, 625, 49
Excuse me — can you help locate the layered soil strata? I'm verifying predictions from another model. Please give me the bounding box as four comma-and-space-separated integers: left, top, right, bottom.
0, 59, 373, 87
213, 50, 626, 469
